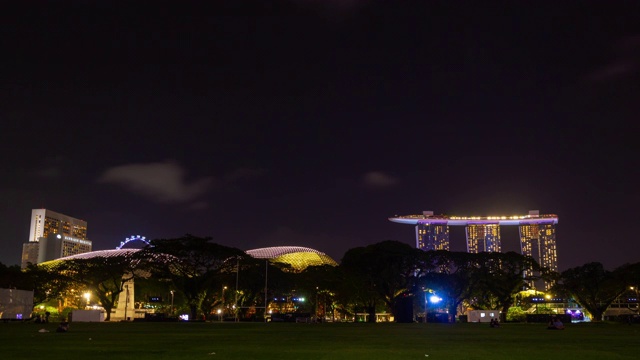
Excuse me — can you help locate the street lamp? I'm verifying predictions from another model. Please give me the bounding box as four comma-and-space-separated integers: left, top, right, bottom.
424, 290, 428, 323
631, 286, 638, 312
84, 292, 91, 308
222, 286, 227, 306
170, 290, 174, 316
234, 256, 240, 322
315, 287, 319, 321
545, 294, 552, 314
221, 286, 227, 319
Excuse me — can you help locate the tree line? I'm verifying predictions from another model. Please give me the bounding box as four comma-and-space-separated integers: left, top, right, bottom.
2, 235, 639, 322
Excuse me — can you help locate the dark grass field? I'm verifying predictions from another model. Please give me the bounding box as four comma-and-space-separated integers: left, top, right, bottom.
2, 321, 639, 360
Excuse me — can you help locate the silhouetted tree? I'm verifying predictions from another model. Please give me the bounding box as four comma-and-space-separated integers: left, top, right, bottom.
474, 252, 540, 317
23, 263, 74, 305
341, 240, 424, 322
0, 263, 29, 290
556, 262, 627, 322
294, 264, 342, 319
58, 251, 138, 321
420, 251, 476, 323
138, 235, 248, 320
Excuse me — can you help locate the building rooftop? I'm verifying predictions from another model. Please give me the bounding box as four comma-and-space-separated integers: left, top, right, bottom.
389, 210, 558, 226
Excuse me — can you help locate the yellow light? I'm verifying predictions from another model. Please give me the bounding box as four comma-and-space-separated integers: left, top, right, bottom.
84, 292, 91, 302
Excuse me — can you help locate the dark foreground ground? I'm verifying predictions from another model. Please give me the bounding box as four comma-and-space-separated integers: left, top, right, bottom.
2, 321, 639, 360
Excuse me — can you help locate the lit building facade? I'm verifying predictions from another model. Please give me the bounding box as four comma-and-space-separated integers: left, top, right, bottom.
416, 218, 450, 251
519, 223, 557, 274
465, 223, 501, 253
389, 210, 558, 289
21, 209, 92, 268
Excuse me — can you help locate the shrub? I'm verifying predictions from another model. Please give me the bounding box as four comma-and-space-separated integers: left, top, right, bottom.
507, 306, 527, 322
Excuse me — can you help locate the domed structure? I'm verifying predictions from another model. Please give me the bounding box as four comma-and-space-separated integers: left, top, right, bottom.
246, 246, 338, 271
38, 249, 142, 268
58, 248, 140, 260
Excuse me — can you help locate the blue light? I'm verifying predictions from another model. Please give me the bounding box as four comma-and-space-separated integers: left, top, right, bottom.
429, 295, 442, 304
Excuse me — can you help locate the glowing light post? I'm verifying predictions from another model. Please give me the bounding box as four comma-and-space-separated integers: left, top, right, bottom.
315, 287, 319, 321
170, 290, 174, 316
545, 294, 551, 314
430, 294, 442, 318
264, 260, 268, 323
217, 309, 223, 322
234, 257, 240, 322
424, 290, 428, 323
631, 286, 639, 313
221, 286, 227, 318
84, 292, 91, 309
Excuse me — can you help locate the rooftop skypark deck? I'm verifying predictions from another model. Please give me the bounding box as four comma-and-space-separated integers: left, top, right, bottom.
389, 212, 558, 226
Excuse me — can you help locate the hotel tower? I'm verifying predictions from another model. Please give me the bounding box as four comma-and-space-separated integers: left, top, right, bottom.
21, 209, 92, 268
390, 210, 558, 289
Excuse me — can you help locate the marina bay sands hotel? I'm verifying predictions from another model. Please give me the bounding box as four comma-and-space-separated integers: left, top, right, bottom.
389, 210, 558, 277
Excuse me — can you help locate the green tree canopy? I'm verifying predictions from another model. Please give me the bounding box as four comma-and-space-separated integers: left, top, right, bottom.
341, 240, 424, 322
56, 252, 138, 321
556, 262, 627, 321
420, 250, 476, 323
138, 234, 249, 320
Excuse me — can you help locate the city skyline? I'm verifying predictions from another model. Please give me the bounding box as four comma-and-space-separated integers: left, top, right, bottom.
1, 1, 638, 270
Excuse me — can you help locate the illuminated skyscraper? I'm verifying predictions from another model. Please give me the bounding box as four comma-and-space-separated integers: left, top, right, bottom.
465, 224, 501, 253
519, 222, 558, 289
415, 212, 450, 251
389, 210, 558, 289
21, 209, 91, 268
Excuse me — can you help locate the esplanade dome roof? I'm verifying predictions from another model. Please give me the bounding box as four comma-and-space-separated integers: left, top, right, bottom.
41, 246, 337, 272
57, 248, 140, 260
246, 246, 338, 271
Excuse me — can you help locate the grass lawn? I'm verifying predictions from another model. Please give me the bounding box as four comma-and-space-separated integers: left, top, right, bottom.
2, 321, 639, 360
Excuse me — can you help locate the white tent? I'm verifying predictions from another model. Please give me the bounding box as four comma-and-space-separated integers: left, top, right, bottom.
467, 310, 501, 323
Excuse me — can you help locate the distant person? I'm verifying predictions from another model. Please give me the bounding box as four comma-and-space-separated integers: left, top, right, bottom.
45, 311, 50, 323
56, 321, 69, 333
547, 316, 564, 330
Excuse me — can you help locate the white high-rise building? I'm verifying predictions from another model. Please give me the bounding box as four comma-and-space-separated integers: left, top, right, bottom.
21, 209, 92, 268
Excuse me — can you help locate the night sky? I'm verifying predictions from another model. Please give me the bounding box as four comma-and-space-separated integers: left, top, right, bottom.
2, 1, 639, 270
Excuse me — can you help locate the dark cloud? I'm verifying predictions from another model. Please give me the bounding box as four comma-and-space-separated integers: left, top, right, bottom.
588, 35, 640, 82
33, 165, 62, 179
223, 167, 266, 183
97, 160, 214, 204
362, 171, 399, 189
